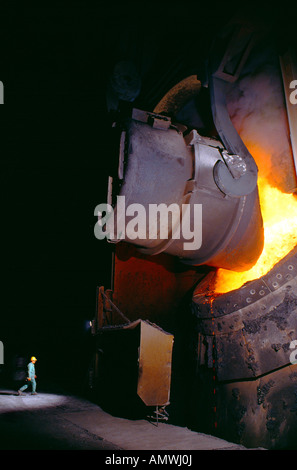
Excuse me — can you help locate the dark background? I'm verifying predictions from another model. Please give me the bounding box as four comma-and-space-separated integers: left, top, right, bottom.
0, 3, 294, 391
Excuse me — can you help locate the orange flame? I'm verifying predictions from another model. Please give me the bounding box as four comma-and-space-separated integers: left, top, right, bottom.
214, 176, 297, 294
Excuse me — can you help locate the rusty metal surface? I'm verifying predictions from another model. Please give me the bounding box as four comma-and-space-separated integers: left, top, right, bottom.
193, 244, 297, 317
192, 244, 297, 381
153, 75, 202, 116
112, 242, 206, 327
189, 244, 297, 448
214, 364, 297, 449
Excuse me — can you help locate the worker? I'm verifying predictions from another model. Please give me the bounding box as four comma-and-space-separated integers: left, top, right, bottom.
17, 356, 37, 395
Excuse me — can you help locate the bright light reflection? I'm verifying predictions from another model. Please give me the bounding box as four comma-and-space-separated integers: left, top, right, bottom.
0, 391, 68, 414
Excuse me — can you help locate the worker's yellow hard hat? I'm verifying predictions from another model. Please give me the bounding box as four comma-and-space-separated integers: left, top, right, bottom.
31, 356, 37, 361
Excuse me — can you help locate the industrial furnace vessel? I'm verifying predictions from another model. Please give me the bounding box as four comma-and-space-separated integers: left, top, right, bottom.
92, 13, 297, 448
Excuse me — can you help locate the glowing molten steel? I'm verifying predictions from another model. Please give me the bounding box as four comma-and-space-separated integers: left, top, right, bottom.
214, 176, 297, 294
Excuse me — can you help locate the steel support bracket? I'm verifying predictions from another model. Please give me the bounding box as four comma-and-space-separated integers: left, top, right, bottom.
208, 22, 260, 197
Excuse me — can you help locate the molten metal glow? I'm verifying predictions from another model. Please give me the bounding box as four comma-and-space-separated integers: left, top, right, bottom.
214, 177, 297, 294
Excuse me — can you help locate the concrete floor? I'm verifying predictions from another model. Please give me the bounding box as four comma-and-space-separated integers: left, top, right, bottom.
0, 384, 253, 451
